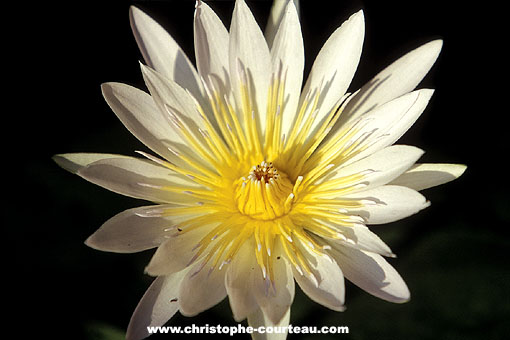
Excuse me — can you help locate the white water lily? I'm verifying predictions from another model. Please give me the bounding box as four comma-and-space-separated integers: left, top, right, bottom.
54, 1, 466, 339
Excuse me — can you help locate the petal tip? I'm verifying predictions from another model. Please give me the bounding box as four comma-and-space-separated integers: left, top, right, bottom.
454, 164, 468, 177
397, 292, 411, 303
430, 39, 444, 52
129, 5, 144, 19
52, 154, 71, 172
84, 233, 101, 251
129, 5, 145, 26
330, 302, 347, 312
351, 9, 365, 23
52, 154, 84, 174
100, 82, 112, 93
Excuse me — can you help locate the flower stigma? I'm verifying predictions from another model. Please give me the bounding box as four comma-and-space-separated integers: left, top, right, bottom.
235, 161, 299, 221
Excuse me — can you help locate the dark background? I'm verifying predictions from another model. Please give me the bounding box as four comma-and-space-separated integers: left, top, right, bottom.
11, 0, 507, 339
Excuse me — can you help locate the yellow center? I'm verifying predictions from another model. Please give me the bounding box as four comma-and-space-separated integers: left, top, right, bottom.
234, 161, 296, 220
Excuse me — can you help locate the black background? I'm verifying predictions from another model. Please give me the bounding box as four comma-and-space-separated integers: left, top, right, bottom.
11, 0, 508, 339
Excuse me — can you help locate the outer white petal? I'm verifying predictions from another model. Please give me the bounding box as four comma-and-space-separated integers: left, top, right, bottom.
301, 11, 364, 135
390, 163, 467, 191
340, 89, 434, 166
270, 1, 304, 140
53, 153, 129, 174
129, 6, 203, 99
330, 247, 410, 303
145, 224, 212, 276
137, 66, 220, 172
227, 238, 295, 325
229, 0, 271, 135
292, 242, 345, 311
322, 145, 424, 190
85, 205, 197, 253
140, 64, 205, 129
225, 238, 259, 322
338, 40, 443, 127
101, 82, 185, 165
265, 0, 300, 48
76, 156, 203, 205
252, 241, 295, 325
247, 307, 290, 340
194, 0, 230, 89
322, 222, 394, 257
178, 262, 227, 317
126, 271, 188, 340
343, 185, 430, 224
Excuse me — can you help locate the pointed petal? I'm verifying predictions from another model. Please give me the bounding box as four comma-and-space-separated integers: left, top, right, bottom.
129, 6, 203, 98
301, 11, 364, 135
101, 82, 185, 164
145, 224, 212, 276
340, 89, 434, 165
53, 153, 129, 174
140, 64, 205, 128
265, 0, 300, 48
194, 1, 230, 89
126, 271, 188, 340
292, 240, 345, 311
178, 263, 227, 317
339, 40, 443, 126
85, 205, 195, 253
343, 185, 430, 224
229, 0, 271, 134
247, 307, 290, 340
331, 247, 410, 303
225, 238, 259, 322
322, 222, 394, 257
323, 145, 424, 190
270, 1, 304, 140
390, 163, 467, 191
77, 156, 203, 204
252, 241, 295, 325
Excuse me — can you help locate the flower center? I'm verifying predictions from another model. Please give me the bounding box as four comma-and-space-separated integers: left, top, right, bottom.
234, 161, 296, 220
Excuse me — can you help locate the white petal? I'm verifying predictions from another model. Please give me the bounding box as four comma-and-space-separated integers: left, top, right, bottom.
340, 89, 434, 166
126, 271, 188, 340
330, 247, 410, 303
225, 238, 259, 322
390, 163, 467, 191
292, 241, 345, 311
229, 0, 271, 135
140, 64, 205, 129
339, 40, 443, 127
322, 145, 424, 190
252, 240, 295, 325
145, 224, 211, 276
265, 0, 300, 48
101, 82, 185, 165
322, 222, 393, 257
85, 205, 194, 253
139, 64, 218, 171
194, 1, 230, 89
343, 185, 430, 224
129, 6, 203, 99
247, 307, 290, 340
270, 1, 304, 140
301, 11, 364, 135
53, 153, 129, 174
226, 238, 295, 325
77, 156, 203, 204
178, 262, 227, 317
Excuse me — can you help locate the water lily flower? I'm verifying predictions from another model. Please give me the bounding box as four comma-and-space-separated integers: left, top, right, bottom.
54, 0, 466, 339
